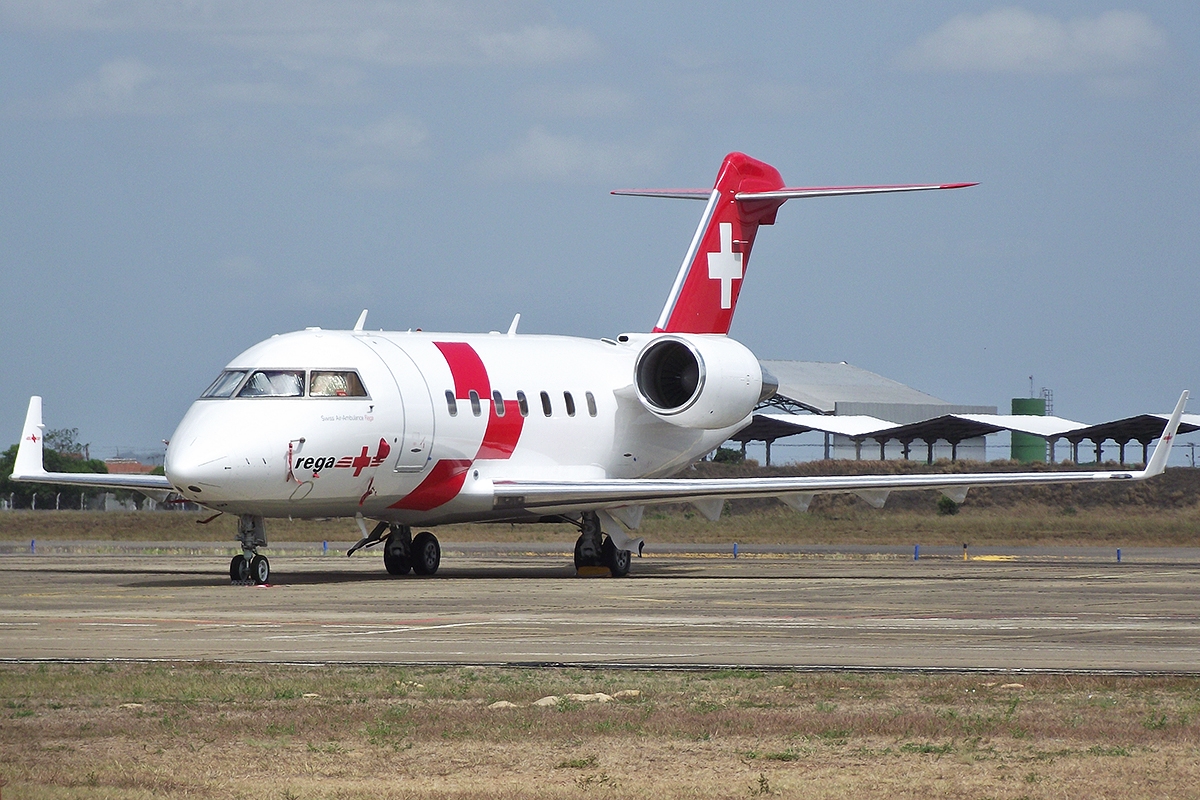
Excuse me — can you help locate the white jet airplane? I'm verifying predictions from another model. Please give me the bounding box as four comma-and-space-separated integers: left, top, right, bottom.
12, 152, 1188, 584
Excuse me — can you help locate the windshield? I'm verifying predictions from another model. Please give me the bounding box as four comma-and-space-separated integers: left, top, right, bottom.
200, 370, 247, 398
237, 370, 305, 397
309, 371, 368, 397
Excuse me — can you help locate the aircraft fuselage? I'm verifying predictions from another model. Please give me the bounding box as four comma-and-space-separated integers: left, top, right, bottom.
163, 328, 756, 523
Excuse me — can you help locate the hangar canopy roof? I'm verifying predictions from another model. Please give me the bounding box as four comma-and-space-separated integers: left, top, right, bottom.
735, 412, 1200, 447
759, 360, 948, 415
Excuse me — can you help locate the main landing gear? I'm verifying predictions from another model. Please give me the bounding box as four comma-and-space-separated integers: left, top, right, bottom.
574, 511, 632, 578
349, 521, 441, 577
230, 514, 271, 584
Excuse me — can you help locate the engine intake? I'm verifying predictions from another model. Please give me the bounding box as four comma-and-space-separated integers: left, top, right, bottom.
633, 335, 763, 429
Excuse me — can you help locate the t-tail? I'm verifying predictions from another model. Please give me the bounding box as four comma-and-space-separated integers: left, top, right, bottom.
614, 152, 977, 335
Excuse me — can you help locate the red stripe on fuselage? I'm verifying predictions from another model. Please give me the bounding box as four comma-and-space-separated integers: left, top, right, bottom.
389, 459, 472, 511
477, 400, 524, 459
434, 341, 490, 399
389, 343, 523, 511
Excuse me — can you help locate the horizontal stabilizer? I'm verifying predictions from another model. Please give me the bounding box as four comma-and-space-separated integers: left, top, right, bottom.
613, 183, 976, 202
610, 189, 711, 200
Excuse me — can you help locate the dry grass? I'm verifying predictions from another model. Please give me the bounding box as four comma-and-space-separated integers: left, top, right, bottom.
2, 503, 1199, 549
2, 664, 1199, 798
1, 465, 1198, 548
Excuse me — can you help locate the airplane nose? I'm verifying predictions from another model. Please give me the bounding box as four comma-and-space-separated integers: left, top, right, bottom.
165, 435, 231, 498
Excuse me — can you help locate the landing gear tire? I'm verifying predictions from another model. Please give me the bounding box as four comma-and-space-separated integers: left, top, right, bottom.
574, 512, 604, 569
411, 532, 441, 576
574, 536, 602, 569
250, 555, 270, 585
602, 537, 632, 578
229, 555, 250, 582
384, 533, 412, 576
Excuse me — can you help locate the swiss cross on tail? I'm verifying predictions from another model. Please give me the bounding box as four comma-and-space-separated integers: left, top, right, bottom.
613, 152, 976, 335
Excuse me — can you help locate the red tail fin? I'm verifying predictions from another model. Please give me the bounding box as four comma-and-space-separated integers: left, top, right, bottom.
654, 152, 785, 334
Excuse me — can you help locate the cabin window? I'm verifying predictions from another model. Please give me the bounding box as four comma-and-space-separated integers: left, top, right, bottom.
445, 390, 457, 416
201, 370, 246, 398
540, 391, 552, 417
492, 390, 505, 416
585, 391, 597, 417
517, 391, 529, 417
564, 391, 576, 417
469, 390, 481, 417
237, 370, 304, 398
309, 370, 368, 397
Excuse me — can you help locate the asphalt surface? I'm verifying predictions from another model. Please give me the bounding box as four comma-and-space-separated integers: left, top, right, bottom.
2, 543, 1199, 672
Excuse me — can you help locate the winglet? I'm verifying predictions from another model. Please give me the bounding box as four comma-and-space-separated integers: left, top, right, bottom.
13, 396, 47, 479
353, 309, 368, 332
1143, 390, 1188, 477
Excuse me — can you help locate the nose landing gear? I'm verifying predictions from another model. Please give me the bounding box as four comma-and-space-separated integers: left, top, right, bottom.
231, 514, 270, 584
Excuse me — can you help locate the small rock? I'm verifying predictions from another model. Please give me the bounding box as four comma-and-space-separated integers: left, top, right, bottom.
488, 700, 520, 709
566, 693, 613, 703
119, 703, 144, 709
1000, 683, 1025, 690
302, 693, 320, 699
532, 695, 560, 707
613, 690, 642, 700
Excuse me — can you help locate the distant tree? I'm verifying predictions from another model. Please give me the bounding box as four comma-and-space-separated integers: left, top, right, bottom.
0, 443, 108, 510
712, 446, 745, 464
44, 428, 84, 457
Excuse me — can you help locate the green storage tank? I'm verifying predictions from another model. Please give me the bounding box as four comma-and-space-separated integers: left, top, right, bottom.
1011, 397, 1047, 463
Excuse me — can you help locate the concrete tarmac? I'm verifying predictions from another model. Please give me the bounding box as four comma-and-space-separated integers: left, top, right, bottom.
2, 544, 1199, 672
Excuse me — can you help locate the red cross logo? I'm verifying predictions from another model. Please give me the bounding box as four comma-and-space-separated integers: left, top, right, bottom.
350, 446, 372, 477
27, 433, 38, 443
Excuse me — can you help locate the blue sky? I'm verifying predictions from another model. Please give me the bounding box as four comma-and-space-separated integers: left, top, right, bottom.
2, 2, 1198, 460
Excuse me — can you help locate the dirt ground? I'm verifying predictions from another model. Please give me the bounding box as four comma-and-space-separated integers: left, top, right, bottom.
3, 664, 1199, 799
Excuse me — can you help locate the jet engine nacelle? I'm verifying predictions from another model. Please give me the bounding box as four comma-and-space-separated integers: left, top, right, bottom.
633, 334, 766, 429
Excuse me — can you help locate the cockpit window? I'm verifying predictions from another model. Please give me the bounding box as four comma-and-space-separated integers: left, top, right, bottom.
200, 370, 247, 398
237, 370, 305, 397
309, 371, 368, 397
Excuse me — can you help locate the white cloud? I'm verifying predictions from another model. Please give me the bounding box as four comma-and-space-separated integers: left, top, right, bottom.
3, 1, 602, 66
902, 7, 1166, 74
16, 57, 174, 117
480, 127, 663, 183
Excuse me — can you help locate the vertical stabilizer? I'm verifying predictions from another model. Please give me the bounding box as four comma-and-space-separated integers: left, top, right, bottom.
654, 152, 786, 334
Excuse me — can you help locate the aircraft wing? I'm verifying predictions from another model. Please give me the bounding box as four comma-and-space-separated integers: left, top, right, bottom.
10, 397, 174, 492
493, 391, 1188, 517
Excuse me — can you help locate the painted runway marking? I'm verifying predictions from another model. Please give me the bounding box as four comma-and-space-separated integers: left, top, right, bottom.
265, 621, 493, 641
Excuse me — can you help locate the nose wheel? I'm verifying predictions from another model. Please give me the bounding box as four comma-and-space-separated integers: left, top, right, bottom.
229, 553, 271, 584
230, 514, 271, 585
